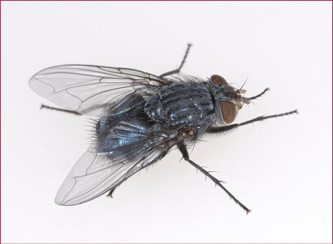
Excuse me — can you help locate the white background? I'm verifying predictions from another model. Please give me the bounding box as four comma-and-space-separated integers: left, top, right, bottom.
2, 2, 331, 243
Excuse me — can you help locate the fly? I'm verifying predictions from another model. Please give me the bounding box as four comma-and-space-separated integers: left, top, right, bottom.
29, 44, 297, 214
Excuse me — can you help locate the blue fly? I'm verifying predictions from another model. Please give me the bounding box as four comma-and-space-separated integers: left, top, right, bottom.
29, 44, 297, 213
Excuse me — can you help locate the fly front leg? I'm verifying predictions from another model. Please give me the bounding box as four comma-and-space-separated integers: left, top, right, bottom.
206, 110, 298, 134
244, 88, 270, 101
177, 141, 251, 214
160, 43, 192, 78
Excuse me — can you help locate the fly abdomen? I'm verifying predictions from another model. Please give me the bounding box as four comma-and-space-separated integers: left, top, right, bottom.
144, 82, 215, 127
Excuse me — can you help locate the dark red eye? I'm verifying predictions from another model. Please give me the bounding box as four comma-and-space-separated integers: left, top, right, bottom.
221, 101, 236, 124
211, 75, 228, 86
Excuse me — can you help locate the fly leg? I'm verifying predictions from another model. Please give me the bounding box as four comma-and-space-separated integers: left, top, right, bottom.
160, 43, 192, 77
40, 104, 81, 115
107, 188, 116, 198
177, 141, 251, 214
206, 110, 298, 134
245, 88, 270, 101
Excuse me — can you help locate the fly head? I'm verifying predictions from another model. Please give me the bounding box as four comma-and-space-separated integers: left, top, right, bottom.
209, 74, 250, 125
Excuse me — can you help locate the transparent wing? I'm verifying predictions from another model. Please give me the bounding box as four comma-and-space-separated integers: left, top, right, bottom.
29, 65, 170, 116
55, 129, 178, 206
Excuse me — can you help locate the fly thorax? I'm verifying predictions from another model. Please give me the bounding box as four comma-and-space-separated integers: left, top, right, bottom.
144, 82, 215, 128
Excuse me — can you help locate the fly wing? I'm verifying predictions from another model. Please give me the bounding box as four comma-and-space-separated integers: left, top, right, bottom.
55, 127, 178, 206
29, 65, 171, 116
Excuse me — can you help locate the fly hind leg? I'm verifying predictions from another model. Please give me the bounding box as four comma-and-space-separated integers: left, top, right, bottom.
107, 188, 116, 198
40, 104, 81, 115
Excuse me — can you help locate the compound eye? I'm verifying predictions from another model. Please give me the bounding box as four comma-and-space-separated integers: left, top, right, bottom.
221, 101, 236, 124
211, 75, 228, 86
